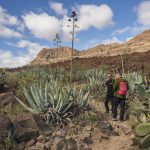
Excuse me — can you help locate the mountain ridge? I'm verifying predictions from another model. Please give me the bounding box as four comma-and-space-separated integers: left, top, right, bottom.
32, 29, 150, 65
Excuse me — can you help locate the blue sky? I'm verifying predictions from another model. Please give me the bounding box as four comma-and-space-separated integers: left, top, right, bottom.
0, 0, 150, 68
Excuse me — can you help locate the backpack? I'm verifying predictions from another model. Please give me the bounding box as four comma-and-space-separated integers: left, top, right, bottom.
118, 80, 127, 96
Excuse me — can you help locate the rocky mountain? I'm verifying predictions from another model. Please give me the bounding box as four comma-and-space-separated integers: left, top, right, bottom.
32, 29, 150, 65
80, 29, 150, 57
32, 47, 79, 65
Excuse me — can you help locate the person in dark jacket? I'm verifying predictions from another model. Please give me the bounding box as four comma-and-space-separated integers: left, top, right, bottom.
113, 72, 129, 121
104, 73, 114, 114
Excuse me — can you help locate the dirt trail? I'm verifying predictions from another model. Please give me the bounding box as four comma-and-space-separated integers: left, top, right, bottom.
90, 99, 133, 150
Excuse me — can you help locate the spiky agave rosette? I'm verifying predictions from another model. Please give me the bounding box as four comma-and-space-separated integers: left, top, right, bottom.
15, 80, 92, 126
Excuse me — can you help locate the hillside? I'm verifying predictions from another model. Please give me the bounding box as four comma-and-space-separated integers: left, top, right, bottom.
80, 29, 150, 57
32, 47, 79, 65
32, 29, 150, 65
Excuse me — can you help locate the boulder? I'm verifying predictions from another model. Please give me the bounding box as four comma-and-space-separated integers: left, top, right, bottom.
52, 136, 78, 150
79, 132, 93, 144
100, 135, 110, 141
97, 121, 113, 134
53, 136, 65, 150
66, 138, 78, 150
14, 114, 39, 142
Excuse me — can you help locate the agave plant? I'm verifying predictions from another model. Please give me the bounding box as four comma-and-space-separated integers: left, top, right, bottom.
21, 67, 51, 82
76, 87, 92, 108
15, 80, 92, 126
85, 69, 106, 81
84, 69, 106, 99
15, 82, 50, 114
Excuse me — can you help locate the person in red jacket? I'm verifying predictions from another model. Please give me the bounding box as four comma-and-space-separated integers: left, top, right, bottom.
112, 72, 129, 121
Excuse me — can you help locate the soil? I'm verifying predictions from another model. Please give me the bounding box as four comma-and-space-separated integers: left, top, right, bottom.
0, 93, 136, 150
90, 99, 134, 150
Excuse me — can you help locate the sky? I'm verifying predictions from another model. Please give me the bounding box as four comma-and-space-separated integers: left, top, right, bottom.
0, 0, 150, 68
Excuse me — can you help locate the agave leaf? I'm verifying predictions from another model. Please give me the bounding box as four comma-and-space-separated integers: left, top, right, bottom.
23, 87, 39, 111
14, 96, 39, 114
31, 84, 43, 111
63, 101, 73, 113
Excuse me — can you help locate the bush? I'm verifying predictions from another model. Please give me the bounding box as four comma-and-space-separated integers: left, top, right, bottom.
5, 72, 20, 91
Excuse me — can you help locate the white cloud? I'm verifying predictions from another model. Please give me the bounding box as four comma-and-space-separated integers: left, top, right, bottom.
0, 6, 23, 38
21, 4, 114, 41
49, 2, 67, 16
102, 37, 121, 44
7, 40, 48, 59
77, 4, 114, 31
112, 26, 131, 36
61, 15, 73, 40
112, 1, 150, 38
137, 1, 150, 27
17, 23, 25, 32
0, 26, 22, 38
61, 4, 114, 40
23, 12, 61, 40
112, 24, 148, 38
126, 37, 132, 42
2, 40, 48, 68
17, 40, 48, 57
0, 6, 20, 26
0, 50, 29, 68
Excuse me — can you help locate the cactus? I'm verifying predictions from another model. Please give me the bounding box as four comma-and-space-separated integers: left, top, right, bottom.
140, 113, 147, 123
135, 123, 150, 137
140, 134, 150, 149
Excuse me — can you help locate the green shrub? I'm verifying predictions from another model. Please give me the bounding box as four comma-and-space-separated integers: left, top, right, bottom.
5, 72, 20, 90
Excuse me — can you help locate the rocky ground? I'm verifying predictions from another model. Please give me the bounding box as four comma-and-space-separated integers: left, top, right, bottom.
0, 92, 138, 150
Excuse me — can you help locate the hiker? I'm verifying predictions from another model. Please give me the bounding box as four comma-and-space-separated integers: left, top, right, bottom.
113, 72, 129, 121
104, 73, 114, 114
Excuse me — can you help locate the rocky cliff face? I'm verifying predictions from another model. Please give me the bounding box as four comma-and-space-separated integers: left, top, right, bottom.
32, 47, 79, 65
32, 29, 150, 65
